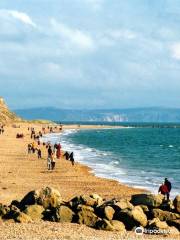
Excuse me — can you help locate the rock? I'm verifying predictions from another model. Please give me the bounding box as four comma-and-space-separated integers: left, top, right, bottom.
111, 220, 126, 232
77, 204, 94, 212
90, 194, 103, 206
160, 200, 174, 211
96, 205, 115, 220
167, 219, 180, 231
168, 226, 179, 235
69, 196, 83, 210
96, 219, 114, 231
96, 219, 126, 232
139, 205, 149, 213
151, 208, 180, 221
131, 194, 164, 208
20, 187, 62, 209
3, 205, 20, 220
131, 206, 147, 227
148, 218, 169, 230
173, 195, 180, 213
57, 206, 75, 223
81, 195, 97, 207
23, 205, 45, 221
16, 212, 32, 223
104, 206, 115, 220
115, 199, 134, 210
115, 206, 147, 230
10, 200, 21, 209
0, 204, 9, 217
78, 205, 99, 227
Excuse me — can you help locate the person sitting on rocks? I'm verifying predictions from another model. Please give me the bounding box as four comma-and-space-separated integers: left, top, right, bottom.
158, 182, 169, 201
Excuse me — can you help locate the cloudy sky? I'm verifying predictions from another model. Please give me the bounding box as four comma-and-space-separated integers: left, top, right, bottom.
0, 0, 180, 109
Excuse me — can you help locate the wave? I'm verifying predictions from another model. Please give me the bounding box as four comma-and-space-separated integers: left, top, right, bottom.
41, 129, 178, 198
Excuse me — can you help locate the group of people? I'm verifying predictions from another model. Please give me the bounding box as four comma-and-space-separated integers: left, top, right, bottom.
158, 178, 172, 201
0, 125, 5, 135
63, 151, 75, 165
27, 125, 75, 171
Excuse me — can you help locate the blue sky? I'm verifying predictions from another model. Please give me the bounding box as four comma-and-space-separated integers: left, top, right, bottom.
0, 0, 180, 109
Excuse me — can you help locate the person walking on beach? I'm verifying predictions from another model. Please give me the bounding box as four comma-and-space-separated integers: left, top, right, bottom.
158, 182, 169, 201
63, 151, 69, 160
164, 178, 171, 200
51, 153, 56, 170
48, 146, 52, 158
37, 148, 42, 159
69, 152, 75, 166
28, 144, 32, 154
56, 144, 61, 159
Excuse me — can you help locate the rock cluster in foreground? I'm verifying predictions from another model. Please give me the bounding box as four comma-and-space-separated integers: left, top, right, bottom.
0, 187, 179, 236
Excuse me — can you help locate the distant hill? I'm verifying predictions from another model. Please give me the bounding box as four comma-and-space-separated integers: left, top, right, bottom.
0, 97, 22, 124
14, 107, 180, 122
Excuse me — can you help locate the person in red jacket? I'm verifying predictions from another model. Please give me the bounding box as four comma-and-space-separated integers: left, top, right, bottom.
158, 183, 169, 201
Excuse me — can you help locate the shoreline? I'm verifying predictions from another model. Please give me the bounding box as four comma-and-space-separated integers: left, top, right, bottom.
0, 122, 145, 205
42, 126, 150, 195
0, 122, 179, 239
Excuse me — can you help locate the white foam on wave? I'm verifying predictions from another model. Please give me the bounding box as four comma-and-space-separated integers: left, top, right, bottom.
42, 129, 179, 198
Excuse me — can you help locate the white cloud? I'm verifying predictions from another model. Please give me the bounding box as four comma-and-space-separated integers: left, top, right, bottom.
108, 30, 136, 40
84, 0, 104, 10
98, 29, 137, 47
170, 42, 180, 60
50, 19, 95, 51
0, 9, 37, 28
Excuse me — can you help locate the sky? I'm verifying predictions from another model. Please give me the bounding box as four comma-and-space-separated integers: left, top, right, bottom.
0, 0, 180, 109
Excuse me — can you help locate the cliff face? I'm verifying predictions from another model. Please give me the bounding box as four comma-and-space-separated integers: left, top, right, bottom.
0, 97, 22, 124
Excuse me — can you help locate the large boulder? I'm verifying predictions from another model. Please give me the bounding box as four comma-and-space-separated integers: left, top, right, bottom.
3, 205, 20, 220
148, 218, 169, 230
173, 195, 180, 213
167, 219, 180, 231
23, 205, 45, 221
90, 194, 103, 206
96, 219, 126, 232
0, 204, 9, 217
77, 205, 99, 227
16, 212, 32, 223
131, 194, 164, 208
81, 195, 98, 207
20, 187, 62, 209
69, 194, 103, 210
56, 206, 75, 223
114, 206, 147, 230
115, 199, 134, 211
151, 208, 180, 221
96, 205, 115, 220
115, 206, 147, 230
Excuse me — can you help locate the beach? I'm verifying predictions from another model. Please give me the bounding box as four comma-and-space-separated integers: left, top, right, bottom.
0, 122, 179, 240
0, 123, 144, 205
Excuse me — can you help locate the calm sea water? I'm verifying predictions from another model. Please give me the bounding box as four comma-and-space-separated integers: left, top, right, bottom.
43, 125, 180, 198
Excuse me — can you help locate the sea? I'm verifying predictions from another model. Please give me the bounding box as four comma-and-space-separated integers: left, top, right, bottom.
42, 122, 180, 198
